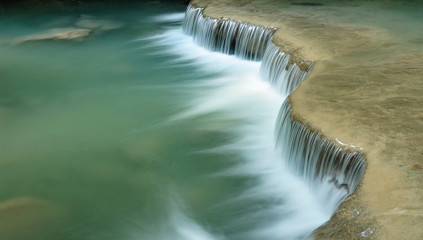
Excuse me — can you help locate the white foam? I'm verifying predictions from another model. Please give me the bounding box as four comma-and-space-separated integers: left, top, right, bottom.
135, 15, 330, 239
126, 199, 222, 240
151, 13, 185, 23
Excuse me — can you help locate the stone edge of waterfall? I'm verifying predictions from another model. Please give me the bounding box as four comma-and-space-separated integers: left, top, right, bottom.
183, 3, 276, 61
277, 99, 367, 197
183, 2, 367, 238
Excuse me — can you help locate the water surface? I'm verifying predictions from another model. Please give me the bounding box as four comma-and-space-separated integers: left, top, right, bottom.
0, 3, 326, 240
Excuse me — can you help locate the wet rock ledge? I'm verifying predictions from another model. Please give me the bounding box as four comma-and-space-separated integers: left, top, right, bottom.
191, 0, 423, 239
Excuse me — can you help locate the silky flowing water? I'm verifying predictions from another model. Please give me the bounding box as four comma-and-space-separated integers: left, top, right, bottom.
0, 3, 332, 240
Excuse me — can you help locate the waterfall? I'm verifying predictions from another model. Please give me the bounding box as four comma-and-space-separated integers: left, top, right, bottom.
182, 0, 366, 230
260, 42, 311, 96
183, 4, 310, 95
276, 100, 366, 212
183, 4, 275, 61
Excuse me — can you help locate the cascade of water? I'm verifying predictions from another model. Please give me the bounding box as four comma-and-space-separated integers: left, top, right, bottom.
260, 42, 311, 96
275, 100, 366, 212
182, 0, 366, 225
147, 23, 329, 239
183, 4, 274, 61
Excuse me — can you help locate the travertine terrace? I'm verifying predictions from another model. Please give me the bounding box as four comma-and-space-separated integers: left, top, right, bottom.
191, 0, 423, 239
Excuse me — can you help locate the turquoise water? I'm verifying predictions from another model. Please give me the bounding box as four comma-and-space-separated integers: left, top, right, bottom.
0, 3, 327, 240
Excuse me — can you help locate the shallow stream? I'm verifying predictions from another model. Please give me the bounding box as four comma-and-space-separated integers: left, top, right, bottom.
0, 3, 328, 240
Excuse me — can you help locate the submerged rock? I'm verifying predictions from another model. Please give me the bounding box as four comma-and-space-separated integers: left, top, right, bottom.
11, 15, 122, 45
14, 28, 92, 43
75, 16, 123, 31
0, 197, 67, 240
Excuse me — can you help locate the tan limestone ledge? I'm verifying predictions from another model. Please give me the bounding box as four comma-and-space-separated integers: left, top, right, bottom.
190, 0, 423, 239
